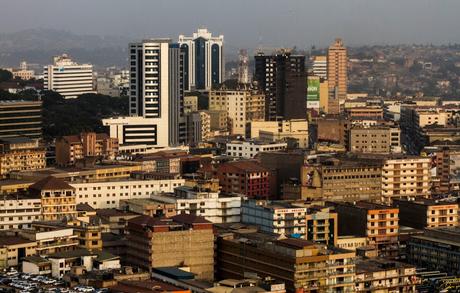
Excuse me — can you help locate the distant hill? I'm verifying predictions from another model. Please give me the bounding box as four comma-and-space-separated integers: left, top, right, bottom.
0, 29, 131, 68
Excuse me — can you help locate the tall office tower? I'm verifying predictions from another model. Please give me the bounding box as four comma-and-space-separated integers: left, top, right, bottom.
311, 55, 327, 78
178, 28, 224, 91
327, 39, 348, 114
254, 50, 306, 121
43, 54, 95, 99
0, 100, 42, 139
127, 39, 185, 146
238, 49, 249, 84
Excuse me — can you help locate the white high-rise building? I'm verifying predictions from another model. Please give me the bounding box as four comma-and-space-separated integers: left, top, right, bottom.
311, 55, 327, 79
178, 28, 224, 91
43, 54, 95, 99
103, 39, 185, 148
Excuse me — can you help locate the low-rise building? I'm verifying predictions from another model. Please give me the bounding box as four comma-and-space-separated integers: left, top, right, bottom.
55, 132, 119, 166
393, 198, 458, 229
355, 258, 417, 292
126, 214, 214, 280
0, 236, 37, 267
247, 119, 309, 148
0, 194, 42, 230
150, 186, 241, 223
330, 201, 399, 258
349, 126, 401, 153
0, 138, 46, 178
119, 199, 176, 218
216, 160, 273, 199
72, 177, 185, 209
304, 205, 338, 246
225, 140, 287, 159
336, 236, 368, 251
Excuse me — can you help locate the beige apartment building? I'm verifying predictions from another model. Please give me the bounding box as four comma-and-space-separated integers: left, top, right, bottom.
209, 87, 265, 136
55, 132, 119, 166
0, 138, 46, 179
247, 119, 309, 148
327, 39, 347, 114
349, 126, 401, 154
381, 156, 431, 203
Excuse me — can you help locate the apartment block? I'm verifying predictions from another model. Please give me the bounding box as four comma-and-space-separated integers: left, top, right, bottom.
247, 119, 309, 148
126, 214, 214, 280
216, 160, 272, 199
55, 132, 119, 166
393, 198, 458, 229
216, 233, 355, 292
330, 201, 399, 258
72, 177, 185, 209
242, 200, 307, 238
150, 185, 241, 223
0, 100, 42, 140
349, 126, 401, 154
225, 140, 287, 159
0, 138, 46, 178
29, 176, 77, 221
381, 156, 431, 203
209, 87, 265, 136
304, 206, 338, 246
0, 194, 42, 230
0, 236, 37, 267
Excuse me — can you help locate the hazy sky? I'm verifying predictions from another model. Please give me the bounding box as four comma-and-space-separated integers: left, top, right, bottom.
2, 0, 460, 49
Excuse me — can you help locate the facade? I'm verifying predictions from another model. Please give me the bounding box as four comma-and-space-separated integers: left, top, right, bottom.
393, 198, 458, 229
0, 194, 42, 230
349, 126, 401, 154
408, 227, 460, 275
119, 198, 176, 218
43, 54, 95, 99
209, 87, 265, 135
0, 138, 46, 179
304, 206, 338, 246
242, 200, 307, 238
327, 39, 348, 114
216, 234, 355, 292
21, 224, 79, 257
178, 28, 224, 90
248, 119, 309, 148
336, 236, 367, 251
150, 186, 241, 223
126, 39, 186, 146
186, 111, 211, 144
0, 100, 42, 140
311, 55, 327, 79
331, 201, 399, 258
355, 259, 417, 292
217, 160, 272, 199
29, 176, 77, 221
55, 132, 119, 166
254, 51, 306, 121
126, 214, 214, 280
183, 95, 198, 113
0, 236, 37, 267
225, 140, 287, 159
381, 156, 431, 203
71, 178, 185, 209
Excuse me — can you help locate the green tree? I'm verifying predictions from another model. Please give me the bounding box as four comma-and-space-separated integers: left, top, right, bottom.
0, 69, 13, 82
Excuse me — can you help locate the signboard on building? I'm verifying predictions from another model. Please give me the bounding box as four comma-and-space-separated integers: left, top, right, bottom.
307, 77, 320, 110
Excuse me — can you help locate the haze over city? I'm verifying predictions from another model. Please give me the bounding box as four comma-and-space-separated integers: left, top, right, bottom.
2, 0, 460, 49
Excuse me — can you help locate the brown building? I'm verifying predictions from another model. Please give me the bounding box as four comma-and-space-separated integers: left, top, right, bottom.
330, 201, 399, 258
217, 160, 273, 199
349, 126, 401, 154
55, 132, 118, 166
126, 214, 214, 280
216, 232, 355, 292
29, 176, 77, 221
327, 39, 347, 114
393, 198, 458, 229
0, 138, 46, 179
119, 198, 176, 218
346, 106, 384, 120
316, 116, 351, 146
286, 155, 382, 202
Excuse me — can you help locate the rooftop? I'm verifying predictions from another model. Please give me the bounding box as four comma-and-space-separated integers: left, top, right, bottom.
29, 176, 75, 191
356, 258, 414, 274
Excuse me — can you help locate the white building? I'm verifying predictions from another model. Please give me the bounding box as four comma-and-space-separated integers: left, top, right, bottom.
150, 186, 242, 223
242, 200, 307, 237
311, 56, 327, 79
178, 28, 224, 90
43, 54, 95, 99
71, 178, 185, 209
0, 195, 42, 230
225, 140, 287, 159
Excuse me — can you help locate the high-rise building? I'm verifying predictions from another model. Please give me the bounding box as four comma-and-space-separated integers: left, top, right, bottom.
327, 39, 347, 114
104, 39, 186, 148
178, 28, 224, 91
0, 100, 42, 140
254, 50, 307, 121
43, 54, 95, 99
311, 55, 327, 78
238, 49, 249, 84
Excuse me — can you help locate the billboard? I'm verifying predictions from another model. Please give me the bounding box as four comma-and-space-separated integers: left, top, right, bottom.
307, 77, 320, 109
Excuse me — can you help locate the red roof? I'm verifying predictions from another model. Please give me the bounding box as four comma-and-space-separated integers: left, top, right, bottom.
29, 176, 74, 191
219, 160, 269, 173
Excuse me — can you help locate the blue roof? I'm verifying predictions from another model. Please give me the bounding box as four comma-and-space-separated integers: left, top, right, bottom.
153, 267, 195, 280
